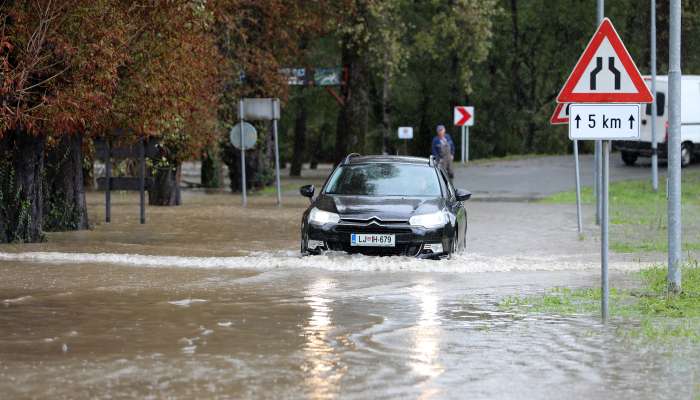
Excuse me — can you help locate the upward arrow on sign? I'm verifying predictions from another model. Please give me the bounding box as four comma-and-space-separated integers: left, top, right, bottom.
557, 18, 653, 103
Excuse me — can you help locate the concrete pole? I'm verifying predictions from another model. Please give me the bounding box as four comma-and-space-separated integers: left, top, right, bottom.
594, 0, 604, 226
650, 0, 659, 192
667, 0, 682, 293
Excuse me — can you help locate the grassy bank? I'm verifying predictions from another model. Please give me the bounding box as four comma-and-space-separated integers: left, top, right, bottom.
500, 262, 700, 341
541, 170, 700, 253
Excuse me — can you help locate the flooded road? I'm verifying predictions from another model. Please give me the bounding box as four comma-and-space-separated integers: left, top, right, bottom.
1, 191, 697, 399
2, 260, 699, 399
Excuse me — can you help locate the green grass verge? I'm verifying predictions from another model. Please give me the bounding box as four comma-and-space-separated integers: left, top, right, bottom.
252, 183, 299, 196
541, 170, 700, 253
499, 262, 700, 341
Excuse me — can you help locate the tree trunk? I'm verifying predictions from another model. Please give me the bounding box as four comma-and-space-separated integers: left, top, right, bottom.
221, 143, 273, 193
201, 146, 221, 188
381, 64, 391, 155
0, 129, 45, 243
309, 125, 325, 170
44, 133, 89, 231
335, 27, 370, 163
290, 93, 308, 176
148, 165, 179, 206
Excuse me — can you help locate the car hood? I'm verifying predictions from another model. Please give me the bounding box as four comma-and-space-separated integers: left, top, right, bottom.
315, 194, 444, 220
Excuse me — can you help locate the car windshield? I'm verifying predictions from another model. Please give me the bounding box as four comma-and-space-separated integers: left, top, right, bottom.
324, 163, 442, 196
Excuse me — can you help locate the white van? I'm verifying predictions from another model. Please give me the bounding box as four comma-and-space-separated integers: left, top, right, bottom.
614, 75, 700, 168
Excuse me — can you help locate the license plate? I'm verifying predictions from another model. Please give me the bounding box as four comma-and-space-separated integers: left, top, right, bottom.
350, 233, 395, 247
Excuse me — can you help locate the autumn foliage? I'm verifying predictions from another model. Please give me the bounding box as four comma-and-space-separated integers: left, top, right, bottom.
1, 0, 223, 156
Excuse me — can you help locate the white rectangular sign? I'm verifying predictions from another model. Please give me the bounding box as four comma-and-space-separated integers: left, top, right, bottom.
568, 103, 640, 140
241, 98, 281, 120
454, 106, 474, 126
397, 126, 413, 139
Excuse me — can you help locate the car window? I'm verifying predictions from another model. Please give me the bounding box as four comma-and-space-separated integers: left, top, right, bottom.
645, 92, 665, 116
325, 163, 441, 196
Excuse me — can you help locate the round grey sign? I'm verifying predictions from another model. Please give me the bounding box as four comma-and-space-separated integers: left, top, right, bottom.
229, 122, 258, 150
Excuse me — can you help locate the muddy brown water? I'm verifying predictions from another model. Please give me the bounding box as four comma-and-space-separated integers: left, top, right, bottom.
1, 192, 698, 399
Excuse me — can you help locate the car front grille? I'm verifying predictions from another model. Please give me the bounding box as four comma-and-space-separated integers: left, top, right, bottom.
334, 224, 412, 234
336, 217, 412, 234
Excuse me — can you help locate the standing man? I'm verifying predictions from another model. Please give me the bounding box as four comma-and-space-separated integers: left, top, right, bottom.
431, 125, 455, 179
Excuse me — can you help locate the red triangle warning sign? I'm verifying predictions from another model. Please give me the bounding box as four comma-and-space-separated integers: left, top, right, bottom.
550, 103, 569, 125
557, 18, 653, 103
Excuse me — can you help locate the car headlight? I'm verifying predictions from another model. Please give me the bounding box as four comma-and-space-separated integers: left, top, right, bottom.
409, 211, 448, 229
308, 207, 340, 225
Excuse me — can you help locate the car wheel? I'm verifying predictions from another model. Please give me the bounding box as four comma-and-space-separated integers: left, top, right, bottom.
681, 142, 693, 168
461, 225, 467, 252
449, 229, 459, 258
621, 151, 637, 166
300, 231, 310, 256
447, 239, 457, 259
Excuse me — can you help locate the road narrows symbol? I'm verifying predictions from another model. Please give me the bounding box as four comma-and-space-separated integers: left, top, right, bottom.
589, 57, 622, 91
608, 57, 621, 90
557, 18, 653, 103
590, 57, 603, 90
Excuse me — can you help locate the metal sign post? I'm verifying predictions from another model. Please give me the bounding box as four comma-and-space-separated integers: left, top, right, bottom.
239, 100, 247, 207
550, 103, 583, 235
559, 17, 653, 321
570, 103, 642, 322
465, 126, 470, 163
139, 137, 145, 224
237, 98, 282, 206
105, 139, 111, 223
273, 114, 282, 206
573, 140, 583, 235
601, 140, 610, 320
595, 0, 604, 228
667, 0, 682, 293
453, 106, 474, 164
398, 127, 413, 156
461, 126, 466, 164
650, 0, 659, 192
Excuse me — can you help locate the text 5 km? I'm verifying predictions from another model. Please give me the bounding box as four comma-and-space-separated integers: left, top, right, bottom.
569, 104, 640, 140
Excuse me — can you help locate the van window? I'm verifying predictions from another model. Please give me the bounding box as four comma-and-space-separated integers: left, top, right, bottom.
645, 92, 665, 116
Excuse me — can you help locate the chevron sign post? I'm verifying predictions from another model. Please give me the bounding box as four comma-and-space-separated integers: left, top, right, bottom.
453, 106, 474, 164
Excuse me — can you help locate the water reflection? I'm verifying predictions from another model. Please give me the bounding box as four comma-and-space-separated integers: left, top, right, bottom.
302, 278, 345, 399
411, 281, 444, 398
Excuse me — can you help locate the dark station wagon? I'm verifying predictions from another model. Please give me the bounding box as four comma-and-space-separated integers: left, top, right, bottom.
299, 154, 471, 259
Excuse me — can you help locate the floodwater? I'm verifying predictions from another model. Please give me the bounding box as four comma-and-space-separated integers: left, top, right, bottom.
1, 192, 698, 399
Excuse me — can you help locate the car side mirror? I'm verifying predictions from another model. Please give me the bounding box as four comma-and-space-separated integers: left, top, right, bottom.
300, 184, 315, 200
455, 188, 471, 201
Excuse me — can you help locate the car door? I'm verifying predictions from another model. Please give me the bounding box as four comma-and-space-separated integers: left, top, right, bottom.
438, 168, 467, 247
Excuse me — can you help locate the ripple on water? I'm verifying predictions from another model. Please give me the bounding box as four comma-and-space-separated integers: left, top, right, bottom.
0, 250, 651, 273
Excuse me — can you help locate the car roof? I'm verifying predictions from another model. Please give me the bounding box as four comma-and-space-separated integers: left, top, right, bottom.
344, 155, 431, 166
